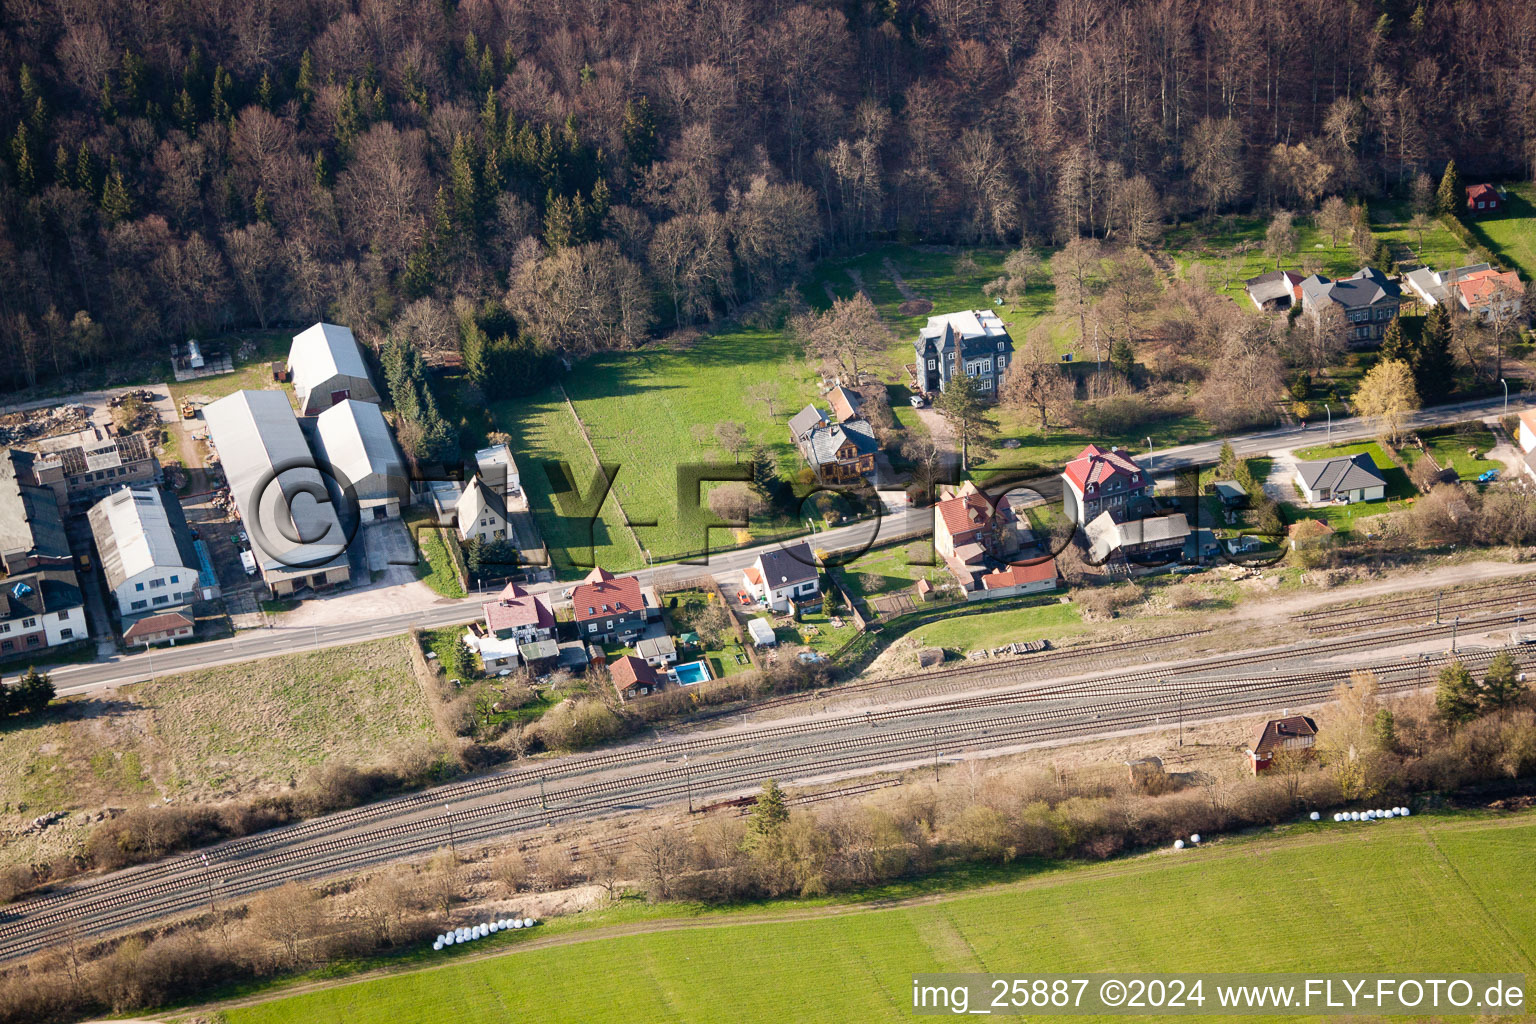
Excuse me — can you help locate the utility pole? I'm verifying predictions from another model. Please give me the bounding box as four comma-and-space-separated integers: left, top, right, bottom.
443, 805, 456, 857
200, 852, 217, 916
683, 755, 693, 813
1452, 615, 1460, 654
1436, 590, 1442, 624
933, 730, 942, 783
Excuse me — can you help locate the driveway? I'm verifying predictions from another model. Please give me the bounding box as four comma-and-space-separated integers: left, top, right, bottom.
65, 513, 118, 657
274, 521, 453, 629
911, 403, 959, 477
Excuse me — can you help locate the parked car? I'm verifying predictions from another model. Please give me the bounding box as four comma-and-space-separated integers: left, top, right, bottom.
239, 549, 259, 576
908, 394, 926, 408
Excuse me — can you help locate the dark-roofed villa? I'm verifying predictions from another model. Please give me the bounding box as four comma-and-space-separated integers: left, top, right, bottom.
1293, 452, 1387, 504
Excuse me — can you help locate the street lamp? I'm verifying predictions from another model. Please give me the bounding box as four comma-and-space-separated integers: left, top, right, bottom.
1324, 403, 1332, 440
1145, 436, 1153, 468
1500, 378, 1508, 414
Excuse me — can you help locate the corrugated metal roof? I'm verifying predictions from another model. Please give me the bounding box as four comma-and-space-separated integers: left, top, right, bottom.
288, 323, 375, 405
204, 390, 349, 577
314, 399, 405, 503
87, 486, 200, 592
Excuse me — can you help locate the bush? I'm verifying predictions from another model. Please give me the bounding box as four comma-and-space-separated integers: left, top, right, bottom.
526, 697, 629, 751
1073, 583, 1140, 620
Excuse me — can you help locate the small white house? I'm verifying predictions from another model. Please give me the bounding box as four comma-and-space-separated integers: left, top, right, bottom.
0, 573, 88, 653
87, 486, 202, 618
457, 475, 508, 543
636, 634, 678, 669
1293, 453, 1387, 504
742, 541, 820, 613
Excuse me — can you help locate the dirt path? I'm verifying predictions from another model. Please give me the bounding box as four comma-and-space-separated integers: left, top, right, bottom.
181, 811, 1536, 1019
912, 404, 960, 477
882, 256, 920, 301
1229, 559, 1536, 623
845, 268, 873, 302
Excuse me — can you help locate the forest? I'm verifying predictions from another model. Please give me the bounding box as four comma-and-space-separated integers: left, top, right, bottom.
2, 0, 1536, 392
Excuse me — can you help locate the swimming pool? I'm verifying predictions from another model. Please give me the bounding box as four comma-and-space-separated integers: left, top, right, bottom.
672, 660, 712, 685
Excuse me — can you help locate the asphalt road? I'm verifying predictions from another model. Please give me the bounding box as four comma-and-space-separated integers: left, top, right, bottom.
49, 506, 934, 696
4, 613, 1531, 963
42, 393, 1533, 697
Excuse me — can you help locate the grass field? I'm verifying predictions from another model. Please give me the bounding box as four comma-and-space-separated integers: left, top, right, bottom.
404, 513, 467, 598
1164, 204, 1475, 308
0, 638, 438, 853
1400, 422, 1502, 481
496, 246, 1065, 572
908, 599, 1083, 652
220, 811, 1536, 1024
1471, 184, 1536, 278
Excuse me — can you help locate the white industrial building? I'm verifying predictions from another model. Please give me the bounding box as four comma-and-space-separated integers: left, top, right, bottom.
204, 390, 351, 596
314, 399, 408, 520
287, 323, 380, 416
87, 485, 207, 619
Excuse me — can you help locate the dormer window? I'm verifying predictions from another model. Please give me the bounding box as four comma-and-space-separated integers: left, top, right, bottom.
997, 341, 1005, 351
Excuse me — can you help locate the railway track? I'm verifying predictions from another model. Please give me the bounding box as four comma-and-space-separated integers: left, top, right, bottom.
1291, 577, 1536, 634
744, 628, 1216, 712
3, 613, 1512, 931
3, 642, 1527, 963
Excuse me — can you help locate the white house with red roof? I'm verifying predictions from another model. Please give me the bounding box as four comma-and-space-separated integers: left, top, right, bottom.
1061, 444, 1151, 525
481, 582, 556, 646
933, 483, 1024, 589
978, 559, 1059, 599
571, 566, 650, 643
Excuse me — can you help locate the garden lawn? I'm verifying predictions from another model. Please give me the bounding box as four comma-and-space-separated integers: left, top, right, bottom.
1399, 422, 1502, 481
772, 607, 856, 660
405, 512, 467, 598
1470, 183, 1536, 278
908, 599, 1083, 653
1370, 200, 1475, 271
836, 540, 946, 600
663, 589, 754, 678
221, 810, 1536, 1024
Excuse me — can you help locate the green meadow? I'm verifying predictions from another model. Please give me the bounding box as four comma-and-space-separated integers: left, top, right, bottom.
221, 811, 1536, 1024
